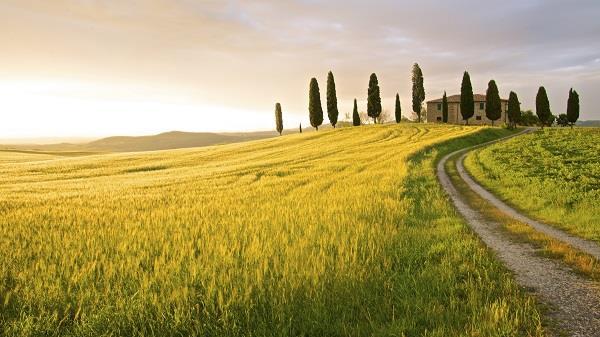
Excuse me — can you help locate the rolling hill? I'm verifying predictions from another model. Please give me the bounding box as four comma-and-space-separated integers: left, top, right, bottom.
0, 130, 279, 153
83, 130, 279, 152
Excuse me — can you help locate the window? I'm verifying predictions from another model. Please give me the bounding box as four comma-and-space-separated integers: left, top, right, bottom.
437, 103, 442, 111
476, 116, 482, 120
479, 102, 485, 110
436, 116, 442, 121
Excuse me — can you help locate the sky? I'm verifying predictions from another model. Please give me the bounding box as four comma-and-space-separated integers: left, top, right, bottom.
1, 0, 599, 139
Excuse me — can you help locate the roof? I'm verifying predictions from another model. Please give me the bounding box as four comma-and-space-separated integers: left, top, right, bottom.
427, 94, 508, 103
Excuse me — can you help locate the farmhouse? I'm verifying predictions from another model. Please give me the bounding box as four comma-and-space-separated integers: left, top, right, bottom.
426, 94, 508, 125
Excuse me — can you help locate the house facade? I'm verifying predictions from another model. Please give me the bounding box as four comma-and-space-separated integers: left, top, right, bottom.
426, 94, 508, 125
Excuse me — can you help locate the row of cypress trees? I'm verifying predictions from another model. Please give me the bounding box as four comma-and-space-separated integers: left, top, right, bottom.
310, 71, 384, 129
276, 64, 427, 133
453, 72, 520, 126
457, 72, 506, 126
276, 68, 580, 133
454, 71, 579, 128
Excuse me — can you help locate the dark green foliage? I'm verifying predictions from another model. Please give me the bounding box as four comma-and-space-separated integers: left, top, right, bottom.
547, 114, 556, 127
299, 123, 302, 133
556, 113, 570, 127
507, 92, 520, 129
485, 80, 502, 126
536, 86, 551, 128
352, 99, 361, 126
460, 71, 474, 125
309, 78, 324, 130
442, 91, 448, 123
275, 103, 283, 135
519, 110, 540, 126
567, 88, 580, 127
326, 71, 339, 128
395, 94, 402, 123
412, 63, 425, 122
367, 73, 382, 123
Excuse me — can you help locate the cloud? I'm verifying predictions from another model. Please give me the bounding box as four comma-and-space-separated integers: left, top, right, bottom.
0, 0, 599, 137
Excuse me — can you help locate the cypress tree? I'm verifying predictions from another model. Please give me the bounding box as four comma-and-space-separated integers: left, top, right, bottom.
507, 91, 520, 129
299, 123, 302, 133
352, 98, 360, 126
395, 93, 402, 123
536, 86, 551, 128
367, 73, 382, 124
326, 71, 339, 128
460, 71, 474, 125
412, 63, 425, 122
308, 78, 323, 130
442, 91, 448, 123
485, 80, 502, 126
274, 103, 283, 135
566, 88, 580, 128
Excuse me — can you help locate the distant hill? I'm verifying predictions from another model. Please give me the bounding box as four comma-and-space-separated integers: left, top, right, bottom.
576, 120, 600, 127
1, 130, 280, 153
84, 131, 279, 152
0, 123, 358, 153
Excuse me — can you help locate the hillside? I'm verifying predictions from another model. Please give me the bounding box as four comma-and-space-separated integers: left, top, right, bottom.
0, 130, 280, 153
83, 130, 279, 152
0, 124, 543, 336
576, 120, 600, 127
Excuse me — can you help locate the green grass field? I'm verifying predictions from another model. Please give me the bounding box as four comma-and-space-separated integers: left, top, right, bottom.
0, 124, 543, 336
465, 128, 600, 242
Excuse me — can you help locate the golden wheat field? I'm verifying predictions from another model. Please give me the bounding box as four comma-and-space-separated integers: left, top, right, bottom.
0, 124, 543, 336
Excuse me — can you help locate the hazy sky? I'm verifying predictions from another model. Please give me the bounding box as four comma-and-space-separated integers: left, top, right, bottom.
1, 0, 599, 138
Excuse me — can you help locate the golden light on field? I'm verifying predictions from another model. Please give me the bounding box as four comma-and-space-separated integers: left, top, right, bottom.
0, 124, 546, 335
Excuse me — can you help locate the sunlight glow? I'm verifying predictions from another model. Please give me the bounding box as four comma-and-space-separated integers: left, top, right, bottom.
0, 80, 271, 139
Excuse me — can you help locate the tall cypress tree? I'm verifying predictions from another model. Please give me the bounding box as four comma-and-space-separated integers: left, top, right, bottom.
274, 103, 283, 135
485, 80, 502, 126
412, 63, 425, 122
507, 91, 520, 129
460, 71, 474, 125
395, 93, 402, 123
536, 86, 551, 128
326, 71, 339, 128
442, 91, 448, 123
309, 78, 323, 130
367, 73, 382, 124
352, 98, 360, 126
566, 88, 580, 128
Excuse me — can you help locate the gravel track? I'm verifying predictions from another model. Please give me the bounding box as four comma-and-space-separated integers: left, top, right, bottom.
437, 131, 600, 336
457, 151, 600, 260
